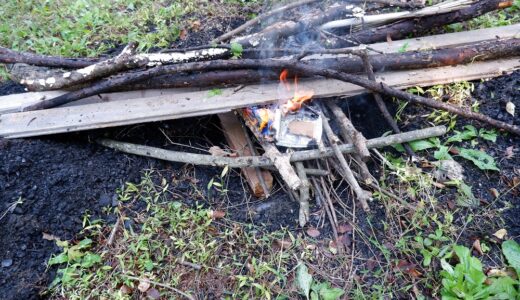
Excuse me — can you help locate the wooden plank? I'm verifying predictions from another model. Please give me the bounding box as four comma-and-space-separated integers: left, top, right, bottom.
218, 112, 273, 198
1, 57, 518, 138
1, 24, 518, 114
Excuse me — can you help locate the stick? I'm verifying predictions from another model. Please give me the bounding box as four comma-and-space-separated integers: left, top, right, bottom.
261, 142, 302, 190
232, 2, 360, 48
96, 126, 446, 168
0, 46, 99, 68
321, 111, 371, 211
295, 162, 310, 227
325, 101, 370, 161
325, 100, 374, 183
360, 51, 416, 157
311, 177, 342, 254
212, 0, 320, 43
327, 0, 513, 47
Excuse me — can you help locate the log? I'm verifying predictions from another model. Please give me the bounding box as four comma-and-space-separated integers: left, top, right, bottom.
294, 162, 310, 227
218, 112, 273, 198
22, 38, 520, 111
1, 58, 517, 138
96, 126, 447, 168
325, 0, 513, 48
261, 142, 302, 190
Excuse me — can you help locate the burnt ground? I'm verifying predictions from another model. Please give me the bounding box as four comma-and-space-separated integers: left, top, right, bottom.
1, 70, 518, 299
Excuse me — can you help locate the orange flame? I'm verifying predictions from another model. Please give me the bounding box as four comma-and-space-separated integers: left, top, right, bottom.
279, 69, 314, 113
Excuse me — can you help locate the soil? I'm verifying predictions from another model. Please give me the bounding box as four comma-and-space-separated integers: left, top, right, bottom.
0, 3, 519, 297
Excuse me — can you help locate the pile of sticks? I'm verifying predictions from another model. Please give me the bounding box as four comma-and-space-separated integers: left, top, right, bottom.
0, 0, 519, 229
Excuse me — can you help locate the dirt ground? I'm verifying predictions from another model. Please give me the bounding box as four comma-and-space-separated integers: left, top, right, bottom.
1, 69, 518, 299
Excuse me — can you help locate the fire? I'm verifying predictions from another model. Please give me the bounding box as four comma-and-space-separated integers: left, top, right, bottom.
279, 69, 314, 113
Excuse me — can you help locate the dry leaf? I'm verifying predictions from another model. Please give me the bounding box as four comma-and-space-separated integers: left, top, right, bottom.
395, 260, 422, 278
489, 188, 500, 199
179, 29, 188, 40
208, 146, 231, 157
210, 210, 226, 219
473, 239, 483, 256
274, 239, 292, 250
337, 234, 352, 247
493, 228, 507, 240
506, 101, 516, 116
42, 232, 60, 241
138, 278, 151, 292
119, 285, 132, 295
337, 223, 353, 234
487, 268, 517, 278
146, 288, 161, 299
306, 228, 320, 238
190, 20, 201, 31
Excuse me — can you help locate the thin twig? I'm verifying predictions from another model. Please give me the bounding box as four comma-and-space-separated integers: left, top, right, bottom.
295, 162, 310, 227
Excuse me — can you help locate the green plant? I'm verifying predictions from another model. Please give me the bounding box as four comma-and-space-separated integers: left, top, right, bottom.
440, 241, 520, 299
208, 88, 223, 97
47, 238, 104, 289
296, 263, 344, 300
230, 42, 244, 58
207, 165, 230, 195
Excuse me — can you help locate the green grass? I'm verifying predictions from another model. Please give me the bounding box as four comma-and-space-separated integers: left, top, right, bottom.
0, 0, 257, 57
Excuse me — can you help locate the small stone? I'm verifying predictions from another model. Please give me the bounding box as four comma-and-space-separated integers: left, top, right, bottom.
111, 194, 119, 207
98, 193, 111, 206
2, 259, 13, 268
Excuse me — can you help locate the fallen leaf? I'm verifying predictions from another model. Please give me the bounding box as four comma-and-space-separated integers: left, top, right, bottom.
493, 229, 508, 240
506, 101, 516, 116
473, 239, 483, 256
146, 288, 161, 299
337, 234, 352, 247
138, 278, 151, 292
329, 240, 338, 254
120, 284, 132, 295
210, 210, 226, 219
274, 239, 292, 250
366, 259, 378, 271
190, 20, 201, 31
395, 260, 422, 278
337, 223, 353, 234
432, 181, 446, 189
208, 146, 232, 157
447, 199, 456, 210
505, 146, 514, 159
179, 29, 188, 40
42, 232, 60, 241
487, 268, 517, 278
489, 188, 500, 199
306, 228, 320, 238
449, 147, 460, 155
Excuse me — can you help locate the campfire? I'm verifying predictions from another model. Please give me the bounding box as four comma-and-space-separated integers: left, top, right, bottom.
0, 0, 518, 233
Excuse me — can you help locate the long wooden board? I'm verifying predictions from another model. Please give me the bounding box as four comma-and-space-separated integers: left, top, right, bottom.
1, 24, 519, 114
1, 57, 518, 138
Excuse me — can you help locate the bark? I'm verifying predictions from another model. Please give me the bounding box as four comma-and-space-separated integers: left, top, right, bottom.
96, 126, 446, 168
325, 0, 513, 47
295, 162, 310, 227
232, 2, 361, 48
16, 46, 231, 91
28, 55, 520, 136
261, 142, 302, 190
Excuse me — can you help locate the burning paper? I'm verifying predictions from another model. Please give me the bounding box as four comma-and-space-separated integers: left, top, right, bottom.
241, 69, 322, 148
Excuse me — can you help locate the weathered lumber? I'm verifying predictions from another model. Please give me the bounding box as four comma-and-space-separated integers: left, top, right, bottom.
1, 58, 517, 138
96, 126, 447, 168
218, 112, 273, 198
325, 0, 513, 48
212, 0, 320, 43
